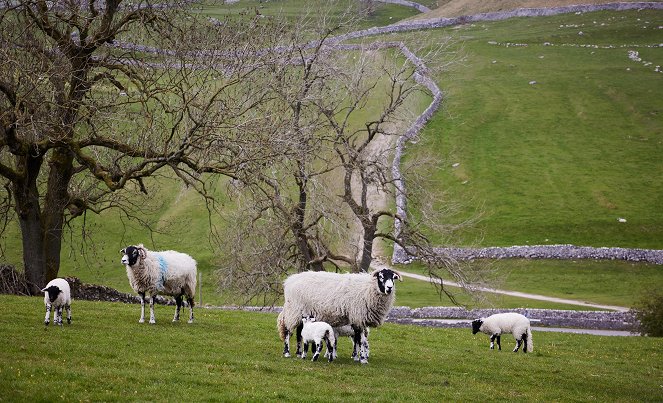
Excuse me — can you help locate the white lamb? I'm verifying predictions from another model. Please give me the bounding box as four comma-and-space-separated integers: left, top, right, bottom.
300, 315, 336, 362
42, 278, 72, 326
120, 244, 197, 324
278, 268, 401, 364
472, 312, 533, 353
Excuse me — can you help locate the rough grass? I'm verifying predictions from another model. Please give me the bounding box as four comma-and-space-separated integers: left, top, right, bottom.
1, 295, 661, 402
405, 9, 663, 248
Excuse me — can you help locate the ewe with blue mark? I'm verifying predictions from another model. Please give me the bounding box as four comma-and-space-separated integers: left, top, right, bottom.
120, 244, 197, 324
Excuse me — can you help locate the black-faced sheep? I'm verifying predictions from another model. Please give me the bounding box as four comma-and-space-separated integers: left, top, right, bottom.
300, 315, 336, 362
472, 312, 533, 353
278, 268, 401, 364
42, 278, 72, 326
120, 244, 197, 324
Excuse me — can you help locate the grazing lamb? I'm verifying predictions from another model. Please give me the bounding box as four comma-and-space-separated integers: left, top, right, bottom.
278, 268, 401, 364
472, 312, 533, 353
120, 244, 197, 324
42, 278, 72, 326
300, 315, 336, 362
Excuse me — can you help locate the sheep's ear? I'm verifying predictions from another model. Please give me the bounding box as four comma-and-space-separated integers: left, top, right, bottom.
393, 270, 403, 282
137, 247, 146, 259
120, 248, 126, 254
41, 287, 47, 293
371, 269, 381, 277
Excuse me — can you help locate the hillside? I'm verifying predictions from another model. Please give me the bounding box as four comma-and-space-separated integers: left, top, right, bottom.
416, 0, 662, 18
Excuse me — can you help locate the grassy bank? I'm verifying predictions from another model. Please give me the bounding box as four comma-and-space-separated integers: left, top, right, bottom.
1, 295, 661, 401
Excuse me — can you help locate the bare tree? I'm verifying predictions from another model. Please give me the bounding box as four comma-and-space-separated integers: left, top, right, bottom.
0, 0, 280, 293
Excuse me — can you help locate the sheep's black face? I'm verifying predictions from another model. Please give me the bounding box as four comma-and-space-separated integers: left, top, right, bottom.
120, 246, 140, 266
472, 319, 483, 334
44, 285, 61, 303
374, 269, 401, 295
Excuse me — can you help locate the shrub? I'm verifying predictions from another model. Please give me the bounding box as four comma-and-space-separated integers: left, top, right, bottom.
632, 288, 663, 337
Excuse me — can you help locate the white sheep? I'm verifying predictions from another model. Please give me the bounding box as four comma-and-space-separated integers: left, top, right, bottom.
278, 268, 401, 364
120, 244, 197, 324
472, 312, 533, 353
42, 278, 72, 326
300, 315, 336, 362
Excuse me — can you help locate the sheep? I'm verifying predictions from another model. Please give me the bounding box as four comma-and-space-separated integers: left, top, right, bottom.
324, 325, 370, 361
300, 315, 336, 362
42, 278, 72, 326
472, 312, 533, 353
278, 268, 401, 364
120, 244, 197, 324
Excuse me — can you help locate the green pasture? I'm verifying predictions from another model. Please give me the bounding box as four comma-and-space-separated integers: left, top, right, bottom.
402, 9, 663, 248
194, 0, 423, 29
1, 295, 661, 402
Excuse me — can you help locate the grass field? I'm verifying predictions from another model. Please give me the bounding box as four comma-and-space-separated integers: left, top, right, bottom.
403, 9, 663, 248
1, 295, 661, 401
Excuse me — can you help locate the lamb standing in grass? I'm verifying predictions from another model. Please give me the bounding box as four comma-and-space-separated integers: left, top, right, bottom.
472, 312, 533, 353
325, 326, 370, 361
300, 315, 336, 362
120, 244, 197, 324
278, 268, 401, 364
42, 278, 72, 326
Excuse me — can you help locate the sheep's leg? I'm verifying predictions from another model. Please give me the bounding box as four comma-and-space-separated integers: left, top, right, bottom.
359, 329, 369, 364
496, 335, 501, 350
312, 342, 321, 362
148, 295, 156, 324
173, 295, 183, 322
364, 329, 370, 358
186, 296, 194, 323
138, 292, 146, 323
352, 325, 362, 362
295, 323, 303, 358
65, 304, 72, 324
521, 332, 528, 353
55, 306, 63, 326
301, 342, 308, 359
283, 330, 291, 358
490, 334, 497, 350
44, 303, 51, 326
325, 337, 334, 363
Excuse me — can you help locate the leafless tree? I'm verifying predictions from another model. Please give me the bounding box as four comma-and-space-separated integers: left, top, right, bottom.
0, 0, 282, 293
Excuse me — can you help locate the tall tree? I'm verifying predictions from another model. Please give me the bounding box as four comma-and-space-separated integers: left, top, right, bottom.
0, 0, 277, 293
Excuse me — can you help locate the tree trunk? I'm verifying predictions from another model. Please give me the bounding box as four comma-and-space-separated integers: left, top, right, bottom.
358, 221, 376, 273
12, 149, 74, 294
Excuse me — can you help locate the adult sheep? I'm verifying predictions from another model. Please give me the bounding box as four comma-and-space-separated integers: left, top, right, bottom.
120, 244, 197, 324
42, 278, 72, 326
472, 312, 533, 353
278, 268, 401, 364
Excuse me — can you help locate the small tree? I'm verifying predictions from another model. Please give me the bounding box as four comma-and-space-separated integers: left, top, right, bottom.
633, 288, 663, 337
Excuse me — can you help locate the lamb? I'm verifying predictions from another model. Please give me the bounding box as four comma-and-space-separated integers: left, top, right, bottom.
300, 315, 336, 362
42, 278, 72, 326
278, 268, 401, 364
472, 312, 533, 353
325, 325, 370, 361
120, 244, 197, 324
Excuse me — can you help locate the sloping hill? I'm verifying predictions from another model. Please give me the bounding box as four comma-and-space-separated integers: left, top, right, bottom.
417, 0, 661, 18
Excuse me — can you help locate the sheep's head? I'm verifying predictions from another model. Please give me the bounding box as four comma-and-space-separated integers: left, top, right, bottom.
471, 319, 484, 334
120, 244, 146, 267
371, 268, 402, 295
301, 314, 316, 324
41, 285, 61, 303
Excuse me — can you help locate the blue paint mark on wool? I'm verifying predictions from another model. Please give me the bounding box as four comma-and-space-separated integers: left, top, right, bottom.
156, 255, 168, 291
